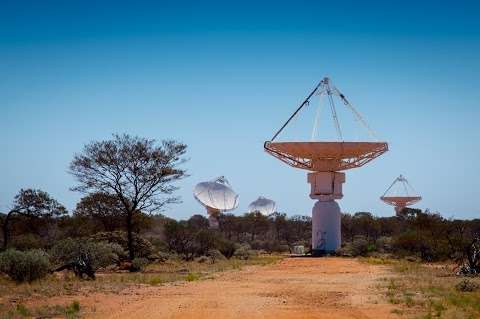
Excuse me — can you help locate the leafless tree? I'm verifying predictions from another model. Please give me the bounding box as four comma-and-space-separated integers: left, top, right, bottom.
69, 134, 187, 260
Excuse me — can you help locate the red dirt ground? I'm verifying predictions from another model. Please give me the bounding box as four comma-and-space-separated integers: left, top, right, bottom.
76, 257, 401, 319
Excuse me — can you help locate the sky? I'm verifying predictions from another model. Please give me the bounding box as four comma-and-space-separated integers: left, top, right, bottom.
1, 1, 479, 220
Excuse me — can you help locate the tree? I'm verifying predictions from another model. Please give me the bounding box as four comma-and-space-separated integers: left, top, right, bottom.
446, 219, 480, 274
270, 212, 287, 241
244, 212, 270, 241
74, 192, 153, 233
74, 192, 125, 232
164, 220, 196, 260
69, 134, 187, 260
2, 189, 67, 249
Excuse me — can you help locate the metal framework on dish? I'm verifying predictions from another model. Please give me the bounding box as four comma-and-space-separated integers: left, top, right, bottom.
264, 141, 388, 172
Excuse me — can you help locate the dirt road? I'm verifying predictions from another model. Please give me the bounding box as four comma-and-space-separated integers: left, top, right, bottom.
87, 257, 400, 319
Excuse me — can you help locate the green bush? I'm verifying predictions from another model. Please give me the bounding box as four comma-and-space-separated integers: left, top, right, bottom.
206, 249, 227, 263
150, 251, 171, 262
0, 249, 51, 282
50, 238, 119, 271
196, 255, 211, 263
336, 236, 370, 257
217, 238, 236, 259
131, 257, 149, 272
375, 236, 393, 253
10, 234, 45, 251
351, 236, 369, 256
336, 244, 353, 257
455, 279, 479, 292
90, 231, 154, 258
233, 244, 254, 260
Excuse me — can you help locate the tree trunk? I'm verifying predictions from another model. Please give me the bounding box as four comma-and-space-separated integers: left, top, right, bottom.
2, 212, 13, 250
126, 210, 134, 260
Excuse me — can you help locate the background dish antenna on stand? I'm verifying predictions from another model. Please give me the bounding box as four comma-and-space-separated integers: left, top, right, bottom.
248, 196, 276, 215
264, 77, 388, 255
381, 174, 422, 215
193, 176, 239, 228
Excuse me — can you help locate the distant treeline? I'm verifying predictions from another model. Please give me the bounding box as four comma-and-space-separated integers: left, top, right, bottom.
1, 193, 479, 267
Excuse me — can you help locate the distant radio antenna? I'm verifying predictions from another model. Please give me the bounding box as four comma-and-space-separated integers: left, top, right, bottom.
193, 176, 239, 228
381, 174, 422, 215
248, 196, 276, 216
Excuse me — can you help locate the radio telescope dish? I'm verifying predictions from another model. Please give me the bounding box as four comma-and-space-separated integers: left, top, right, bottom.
381, 174, 422, 215
264, 77, 388, 255
248, 196, 276, 215
265, 141, 387, 172
193, 176, 239, 228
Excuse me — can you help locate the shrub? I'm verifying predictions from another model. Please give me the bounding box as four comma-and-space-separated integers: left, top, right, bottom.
392, 231, 418, 256
0, 249, 51, 282
10, 234, 45, 251
375, 236, 393, 253
336, 244, 354, 257
250, 240, 264, 250
207, 249, 227, 263
185, 272, 201, 281
194, 230, 217, 256
150, 251, 171, 262
455, 279, 479, 292
233, 244, 253, 260
217, 238, 236, 259
196, 255, 211, 263
90, 231, 153, 258
351, 236, 369, 256
65, 300, 81, 317
131, 257, 149, 272
336, 236, 370, 257
50, 238, 119, 278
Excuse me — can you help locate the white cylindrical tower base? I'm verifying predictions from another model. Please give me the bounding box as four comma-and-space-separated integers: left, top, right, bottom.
207, 208, 220, 229
394, 206, 405, 215
311, 200, 341, 254
208, 215, 219, 229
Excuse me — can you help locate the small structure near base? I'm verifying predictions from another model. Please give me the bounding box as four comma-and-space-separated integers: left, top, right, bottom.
292, 245, 305, 256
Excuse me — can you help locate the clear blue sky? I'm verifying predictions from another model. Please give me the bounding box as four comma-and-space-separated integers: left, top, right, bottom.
1, 1, 479, 220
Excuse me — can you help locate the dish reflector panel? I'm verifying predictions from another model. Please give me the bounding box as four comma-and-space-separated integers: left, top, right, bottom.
381, 175, 422, 207
248, 196, 276, 215
193, 176, 239, 212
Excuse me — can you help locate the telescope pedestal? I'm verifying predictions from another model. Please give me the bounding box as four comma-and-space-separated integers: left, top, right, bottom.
207, 208, 220, 229
308, 172, 345, 255
394, 205, 405, 215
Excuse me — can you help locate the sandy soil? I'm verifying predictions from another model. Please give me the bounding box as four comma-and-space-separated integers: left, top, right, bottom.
73, 257, 400, 319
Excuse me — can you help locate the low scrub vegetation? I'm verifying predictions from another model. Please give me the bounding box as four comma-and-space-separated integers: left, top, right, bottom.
377, 260, 480, 318
340, 209, 480, 270
0, 300, 81, 319
0, 249, 50, 283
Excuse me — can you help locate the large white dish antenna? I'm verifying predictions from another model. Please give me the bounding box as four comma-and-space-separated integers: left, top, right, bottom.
193, 176, 239, 213
248, 196, 276, 215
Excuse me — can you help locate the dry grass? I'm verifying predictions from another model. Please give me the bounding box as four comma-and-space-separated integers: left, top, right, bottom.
0, 300, 81, 319
0, 254, 283, 318
376, 259, 480, 318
